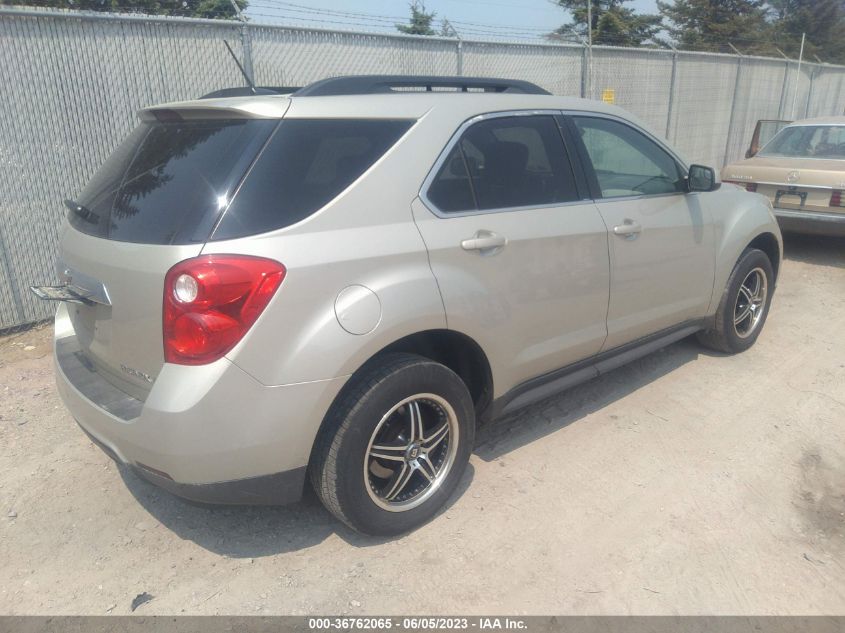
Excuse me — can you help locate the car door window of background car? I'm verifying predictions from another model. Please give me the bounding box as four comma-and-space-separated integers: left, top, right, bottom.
426, 115, 579, 213
573, 117, 686, 198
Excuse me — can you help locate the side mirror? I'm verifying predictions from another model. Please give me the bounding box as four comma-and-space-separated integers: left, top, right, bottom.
688, 164, 721, 192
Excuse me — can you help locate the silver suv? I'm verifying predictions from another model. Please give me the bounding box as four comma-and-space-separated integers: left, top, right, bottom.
35, 76, 782, 535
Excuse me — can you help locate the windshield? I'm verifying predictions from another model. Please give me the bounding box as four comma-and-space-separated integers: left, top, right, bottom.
70, 118, 277, 244
758, 125, 845, 160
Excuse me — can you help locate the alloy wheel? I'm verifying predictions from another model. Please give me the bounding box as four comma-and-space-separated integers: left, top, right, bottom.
364, 393, 459, 512
733, 267, 767, 339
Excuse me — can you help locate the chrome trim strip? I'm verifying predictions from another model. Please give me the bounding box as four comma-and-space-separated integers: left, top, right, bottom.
55, 263, 112, 306
773, 208, 845, 222
755, 155, 845, 162
753, 181, 836, 190
592, 191, 689, 204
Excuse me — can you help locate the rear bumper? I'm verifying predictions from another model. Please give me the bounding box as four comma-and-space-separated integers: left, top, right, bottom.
54, 307, 347, 505
78, 423, 307, 505
773, 208, 845, 236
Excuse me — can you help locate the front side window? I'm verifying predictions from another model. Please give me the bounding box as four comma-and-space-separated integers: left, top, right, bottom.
427, 115, 579, 213
573, 117, 686, 198
759, 125, 845, 159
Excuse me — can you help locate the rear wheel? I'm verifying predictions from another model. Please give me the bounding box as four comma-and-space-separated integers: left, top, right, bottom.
310, 353, 474, 536
697, 248, 774, 354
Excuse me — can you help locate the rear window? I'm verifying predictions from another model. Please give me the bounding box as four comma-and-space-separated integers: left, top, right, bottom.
71, 119, 276, 244
211, 119, 413, 240
759, 125, 845, 159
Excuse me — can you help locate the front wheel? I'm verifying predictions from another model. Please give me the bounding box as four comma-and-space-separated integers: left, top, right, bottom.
310, 353, 475, 536
697, 248, 774, 354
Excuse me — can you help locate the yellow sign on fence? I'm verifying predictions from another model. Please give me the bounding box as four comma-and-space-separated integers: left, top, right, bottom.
601, 88, 616, 104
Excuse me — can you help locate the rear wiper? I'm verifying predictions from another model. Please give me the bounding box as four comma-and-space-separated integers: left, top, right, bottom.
64, 198, 100, 224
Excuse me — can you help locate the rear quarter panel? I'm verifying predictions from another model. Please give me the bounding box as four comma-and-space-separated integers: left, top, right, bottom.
200, 111, 457, 387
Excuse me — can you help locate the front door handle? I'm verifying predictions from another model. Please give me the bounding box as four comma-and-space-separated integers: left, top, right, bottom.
461, 231, 507, 253
612, 220, 642, 239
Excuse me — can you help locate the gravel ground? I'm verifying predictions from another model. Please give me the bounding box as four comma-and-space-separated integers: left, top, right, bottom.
1, 233, 844, 616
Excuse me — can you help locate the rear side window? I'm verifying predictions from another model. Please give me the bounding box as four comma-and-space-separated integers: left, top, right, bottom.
426, 115, 579, 213
71, 119, 276, 244
212, 119, 413, 240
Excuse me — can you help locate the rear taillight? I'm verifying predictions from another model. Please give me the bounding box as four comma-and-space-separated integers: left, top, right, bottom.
831, 190, 843, 207
163, 255, 285, 365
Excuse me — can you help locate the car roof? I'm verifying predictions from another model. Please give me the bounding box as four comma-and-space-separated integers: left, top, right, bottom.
140, 74, 639, 122
786, 115, 845, 127
142, 91, 640, 126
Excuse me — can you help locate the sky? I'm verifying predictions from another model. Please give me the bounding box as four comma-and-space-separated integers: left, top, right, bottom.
244, 0, 660, 41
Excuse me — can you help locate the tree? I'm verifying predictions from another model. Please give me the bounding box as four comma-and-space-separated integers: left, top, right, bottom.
440, 18, 459, 38
657, 0, 771, 54
1, 0, 246, 19
768, 0, 845, 63
396, 1, 436, 36
553, 0, 663, 47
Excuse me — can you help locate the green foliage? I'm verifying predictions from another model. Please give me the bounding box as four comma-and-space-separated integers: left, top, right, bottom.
768, 0, 845, 63
395, 1, 436, 36
656, 0, 771, 54
2, 0, 246, 19
553, 0, 663, 46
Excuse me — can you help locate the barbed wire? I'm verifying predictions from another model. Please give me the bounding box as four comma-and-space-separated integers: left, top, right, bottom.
0, 1, 820, 58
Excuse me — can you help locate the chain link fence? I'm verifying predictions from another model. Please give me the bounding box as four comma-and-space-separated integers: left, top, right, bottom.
2, 7, 845, 332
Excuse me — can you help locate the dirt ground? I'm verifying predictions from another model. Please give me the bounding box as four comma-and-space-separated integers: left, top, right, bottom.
1, 233, 844, 616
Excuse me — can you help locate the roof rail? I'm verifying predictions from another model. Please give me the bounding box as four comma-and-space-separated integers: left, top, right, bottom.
292, 75, 551, 97
199, 86, 301, 99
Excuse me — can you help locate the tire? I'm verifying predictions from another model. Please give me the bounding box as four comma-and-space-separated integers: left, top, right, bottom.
310, 353, 475, 536
697, 248, 774, 354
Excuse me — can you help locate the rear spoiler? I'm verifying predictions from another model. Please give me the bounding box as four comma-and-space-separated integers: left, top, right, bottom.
199, 86, 301, 99
140, 96, 292, 121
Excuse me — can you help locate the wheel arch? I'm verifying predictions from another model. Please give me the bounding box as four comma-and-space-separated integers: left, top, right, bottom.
306, 328, 494, 477
746, 231, 781, 282
708, 194, 783, 316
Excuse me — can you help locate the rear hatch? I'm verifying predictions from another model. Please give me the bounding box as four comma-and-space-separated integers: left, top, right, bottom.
56, 106, 281, 399
724, 155, 845, 215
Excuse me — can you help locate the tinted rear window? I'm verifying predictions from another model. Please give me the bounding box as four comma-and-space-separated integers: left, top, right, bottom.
70, 119, 276, 244
211, 119, 413, 240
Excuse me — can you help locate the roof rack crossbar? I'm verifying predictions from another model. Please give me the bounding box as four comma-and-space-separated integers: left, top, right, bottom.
292, 75, 551, 97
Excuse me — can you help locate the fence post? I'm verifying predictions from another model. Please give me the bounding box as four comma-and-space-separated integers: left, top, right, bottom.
580, 44, 587, 98
665, 46, 678, 141
0, 223, 26, 327
241, 24, 255, 85
723, 49, 744, 166
777, 59, 790, 119
805, 66, 816, 117
228, 0, 255, 85
456, 39, 463, 76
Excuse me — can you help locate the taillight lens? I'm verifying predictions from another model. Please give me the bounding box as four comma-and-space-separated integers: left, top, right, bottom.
163, 255, 285, 365
831, 190, 843, 207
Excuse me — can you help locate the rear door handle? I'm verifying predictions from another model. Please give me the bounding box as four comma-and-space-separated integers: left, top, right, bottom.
461, 231, 507, 252
612, 220, 642, 239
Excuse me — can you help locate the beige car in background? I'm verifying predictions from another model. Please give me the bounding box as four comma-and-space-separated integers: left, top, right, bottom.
723, 116, 845, 236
